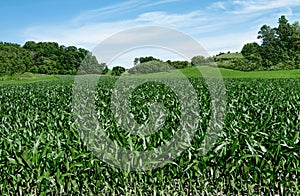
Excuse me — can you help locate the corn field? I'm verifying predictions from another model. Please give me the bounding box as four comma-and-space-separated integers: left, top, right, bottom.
0, 76, 299, 195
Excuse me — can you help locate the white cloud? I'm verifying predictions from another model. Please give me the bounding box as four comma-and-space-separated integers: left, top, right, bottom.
22, 10, 260, 58
72, 0, 180, 24
227, 0, 300, 14
24, 10, 209, 52
209, 1, 226, 10
72, 0, 142, 24
24, 20, 139, 49
22, 0, 300, 61
140, 0, 181, 7
136, 11, 204, 25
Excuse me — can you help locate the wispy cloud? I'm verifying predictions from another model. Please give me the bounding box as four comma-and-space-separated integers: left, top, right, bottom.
72, 0, 142, 24
23, 11, 214, 55
24, 10, 208, 50
23, 0, 300, 58
140, 0, 181, 7
209, 2, 226, 10
72, 0, 180, 24
214, 0, 300, 14
136, 11, 205, 28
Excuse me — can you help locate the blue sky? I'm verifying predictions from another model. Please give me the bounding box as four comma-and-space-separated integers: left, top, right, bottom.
1, 0, 300, 58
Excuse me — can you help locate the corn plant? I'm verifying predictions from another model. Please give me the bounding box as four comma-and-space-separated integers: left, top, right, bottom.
0, 77, 299, 195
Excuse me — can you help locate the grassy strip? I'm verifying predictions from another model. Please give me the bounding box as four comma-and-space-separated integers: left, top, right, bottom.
0, 74, 58, 85
126, 66, 300, 79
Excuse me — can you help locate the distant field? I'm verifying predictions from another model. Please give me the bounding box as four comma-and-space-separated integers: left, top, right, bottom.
0, 74, 58, 85
215, 52, 244, 60
128, 66, 300, 79
1, 66, 299, 85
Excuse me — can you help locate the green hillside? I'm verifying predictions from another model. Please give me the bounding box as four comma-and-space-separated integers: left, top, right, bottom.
128, 66, 300, 79
215, 53, 244, 60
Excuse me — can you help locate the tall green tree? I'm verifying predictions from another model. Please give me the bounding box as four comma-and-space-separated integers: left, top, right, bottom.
112, 66, 125, 76
257, 25, 276, 46
257, 16, 292, 67
241, 42, 260, 58
291, 21, 300, 51
276, 15, 292, 43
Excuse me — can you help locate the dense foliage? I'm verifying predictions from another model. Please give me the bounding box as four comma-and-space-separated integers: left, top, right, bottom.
0, 43, 33, 75
191, 55, 213, 66
0, 41, 105, 76
111, 66, 126, 76
128, 60, 172, 74
134, 56, 162, 65
169, 60, 191, 69
0, 77, 299, 194
129, 56, 194, 74
216, 16, 300, 71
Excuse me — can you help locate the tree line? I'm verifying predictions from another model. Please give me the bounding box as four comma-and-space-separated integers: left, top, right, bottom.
217, 16, 300, 71
128, 55, 213, 74
0, 41, 106, 76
